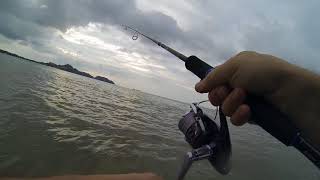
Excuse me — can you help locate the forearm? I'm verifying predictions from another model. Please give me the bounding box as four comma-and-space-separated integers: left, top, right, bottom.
275, 64, 320, 149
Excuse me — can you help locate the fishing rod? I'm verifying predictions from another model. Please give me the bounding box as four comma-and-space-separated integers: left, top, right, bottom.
122, 25, 187, 62
122, 25, 320, 178
122, 25, 212, 79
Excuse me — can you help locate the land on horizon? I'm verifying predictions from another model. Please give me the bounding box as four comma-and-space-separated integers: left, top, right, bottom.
0, 49, 115, 84
0, 49, 192, 105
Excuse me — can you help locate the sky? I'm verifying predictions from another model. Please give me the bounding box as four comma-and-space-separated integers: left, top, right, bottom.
0, 0, 319, 103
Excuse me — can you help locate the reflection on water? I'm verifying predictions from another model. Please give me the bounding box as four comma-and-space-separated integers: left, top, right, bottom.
0, 53, 319, 180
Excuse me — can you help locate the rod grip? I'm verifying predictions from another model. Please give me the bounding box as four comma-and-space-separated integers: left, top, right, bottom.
185, 55, 299, 146
185, 56, 213, 79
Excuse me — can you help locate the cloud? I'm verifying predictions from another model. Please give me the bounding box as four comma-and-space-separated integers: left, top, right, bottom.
0, 0, 319, 102
0, 12, 46, 41
0, 0, 183, 43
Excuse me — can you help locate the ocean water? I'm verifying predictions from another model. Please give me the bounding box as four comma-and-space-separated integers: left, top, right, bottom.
0, 53, 319, 180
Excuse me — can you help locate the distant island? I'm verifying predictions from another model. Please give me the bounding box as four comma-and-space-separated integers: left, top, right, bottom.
0, 49, 115, 84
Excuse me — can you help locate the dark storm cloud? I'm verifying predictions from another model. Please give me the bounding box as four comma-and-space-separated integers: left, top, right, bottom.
1, 0, 320, 102
0, 12, 43, 41
1, 0, 320, 65
233, 0, 320, 72
0, 0, 184, 43
0, 0, 234, 67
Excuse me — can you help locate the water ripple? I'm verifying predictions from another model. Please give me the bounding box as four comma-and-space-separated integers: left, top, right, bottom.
0, 54, 319, 179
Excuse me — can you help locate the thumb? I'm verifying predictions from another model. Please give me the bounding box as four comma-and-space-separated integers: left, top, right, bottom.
195, 60, 238, 93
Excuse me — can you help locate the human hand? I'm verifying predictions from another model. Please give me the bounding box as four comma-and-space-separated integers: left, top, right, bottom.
195, 51, 320, 147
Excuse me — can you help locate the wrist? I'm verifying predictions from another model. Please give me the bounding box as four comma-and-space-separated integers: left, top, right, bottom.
284, 65, 320, 149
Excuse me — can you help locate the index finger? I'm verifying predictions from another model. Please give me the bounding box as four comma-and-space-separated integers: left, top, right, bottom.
195, 60, 238, 93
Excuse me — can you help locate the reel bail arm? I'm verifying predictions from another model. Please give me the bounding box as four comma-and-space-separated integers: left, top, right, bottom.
178, 143, 216, 180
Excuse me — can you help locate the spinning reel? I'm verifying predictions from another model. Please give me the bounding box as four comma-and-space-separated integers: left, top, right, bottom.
177, 101, 232, 180
123, 24, 320, 176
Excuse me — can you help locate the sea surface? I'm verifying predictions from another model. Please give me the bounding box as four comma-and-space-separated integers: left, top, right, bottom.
0, 53, 319, 180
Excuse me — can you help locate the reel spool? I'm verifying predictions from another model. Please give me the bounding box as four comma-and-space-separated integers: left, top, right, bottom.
177, 102, 232, 180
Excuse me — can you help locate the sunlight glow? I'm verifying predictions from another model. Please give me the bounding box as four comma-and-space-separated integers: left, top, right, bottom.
129, 65, 151, 72
57, 47, 79, 57
60, 23, 168, 73
62, 27, 120, 53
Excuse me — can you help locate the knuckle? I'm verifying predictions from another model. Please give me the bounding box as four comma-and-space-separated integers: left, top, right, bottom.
231, 51, 258, 62
237, 51, 258, 57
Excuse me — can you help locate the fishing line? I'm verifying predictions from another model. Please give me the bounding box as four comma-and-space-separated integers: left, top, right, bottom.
120, 24, 320, 179
196, 100, 218, 120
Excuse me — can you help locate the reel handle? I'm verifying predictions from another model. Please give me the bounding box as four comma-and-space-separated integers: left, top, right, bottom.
185, 55, 299, 146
